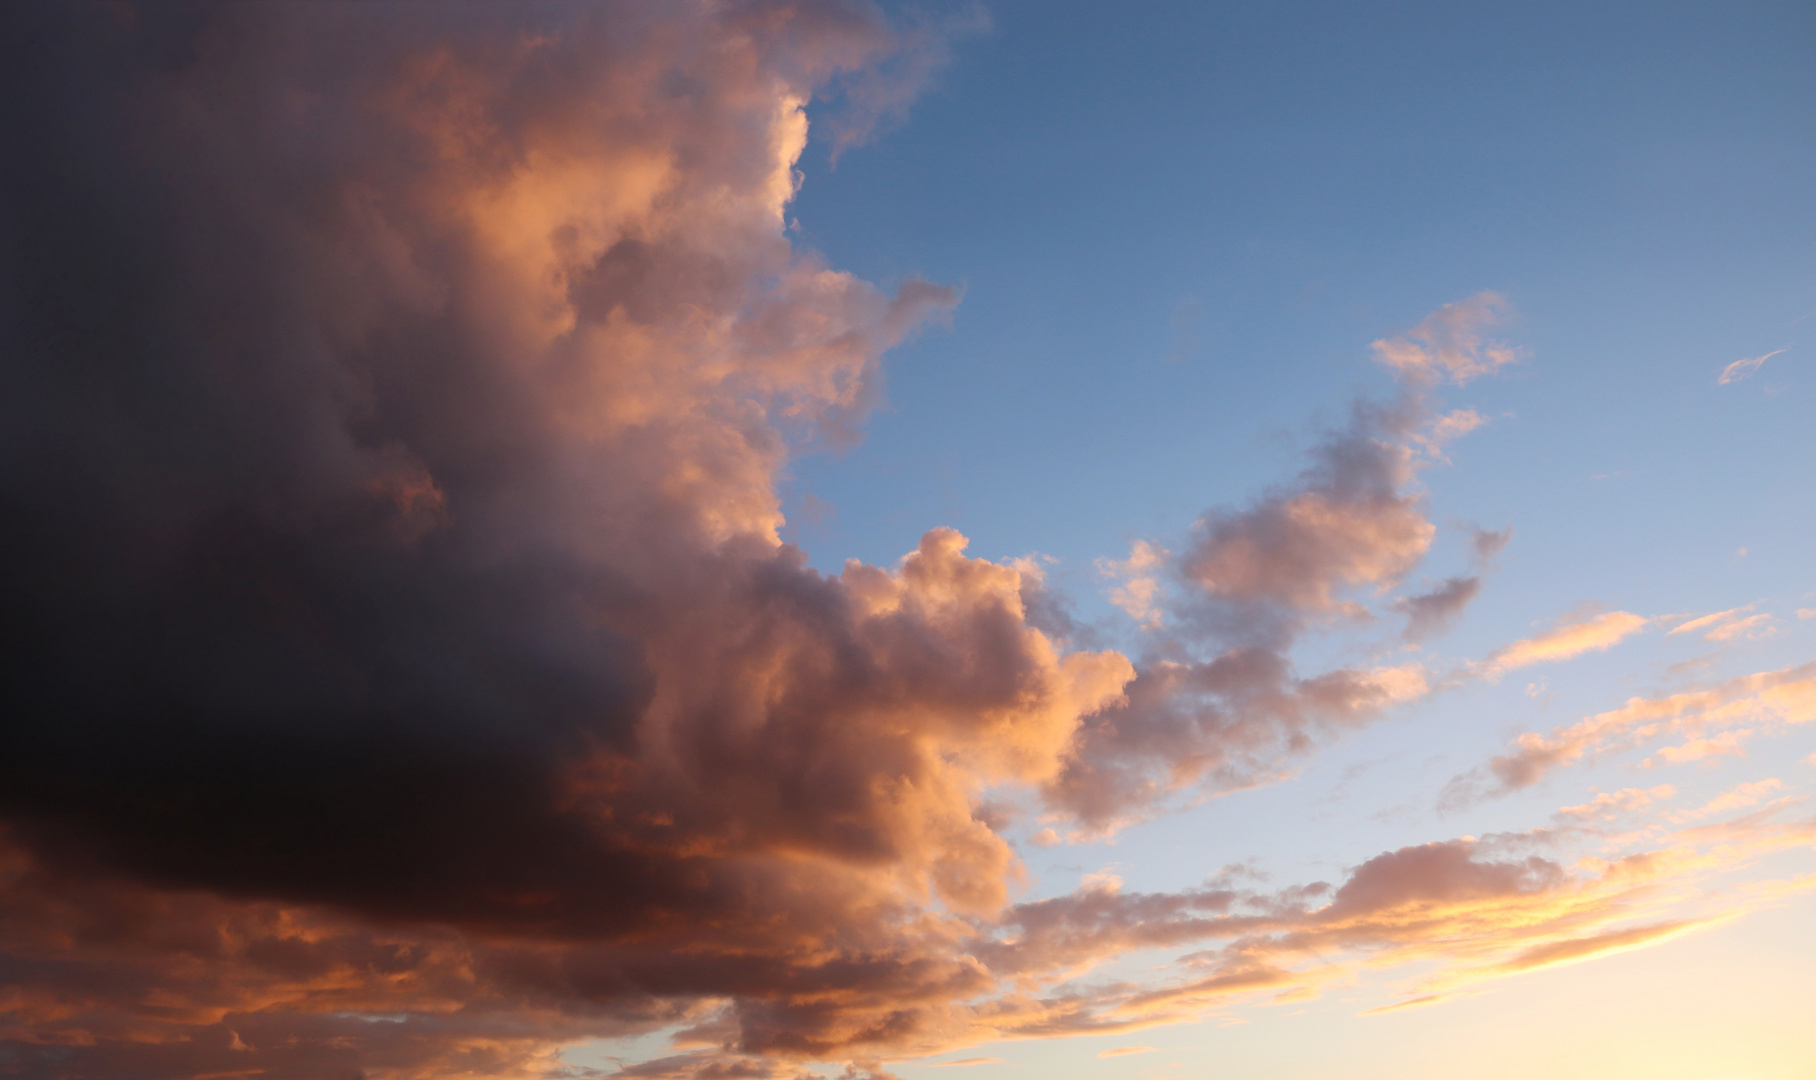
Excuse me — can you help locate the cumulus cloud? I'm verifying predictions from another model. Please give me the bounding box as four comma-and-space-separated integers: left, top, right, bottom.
0, 2, 1095, 1073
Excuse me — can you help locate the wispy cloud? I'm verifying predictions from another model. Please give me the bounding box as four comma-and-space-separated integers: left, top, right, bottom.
1371, 292, 1521, 385
1477, 610, 1650, 679
1445, 660, 1816, 802
1716, 348, 1786, 385
1669, 606, 1774, 642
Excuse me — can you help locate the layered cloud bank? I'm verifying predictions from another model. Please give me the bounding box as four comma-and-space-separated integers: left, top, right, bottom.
2, 5, 1808, 1079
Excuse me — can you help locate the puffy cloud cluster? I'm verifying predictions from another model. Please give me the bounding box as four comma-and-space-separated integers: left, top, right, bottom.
1055, 298, 1524, 827
0, 3, 1116, 1073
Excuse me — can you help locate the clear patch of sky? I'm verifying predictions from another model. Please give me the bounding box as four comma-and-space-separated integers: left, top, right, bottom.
765, 6, 1816, 1075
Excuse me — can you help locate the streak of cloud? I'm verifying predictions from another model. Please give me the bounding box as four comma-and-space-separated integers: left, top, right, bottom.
1476, 610, 1651, 679
1443, 661, 1816, 806
1716, 348, 1786, 385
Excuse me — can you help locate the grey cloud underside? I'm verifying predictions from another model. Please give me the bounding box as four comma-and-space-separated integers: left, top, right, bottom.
1395, 575, 1482, 641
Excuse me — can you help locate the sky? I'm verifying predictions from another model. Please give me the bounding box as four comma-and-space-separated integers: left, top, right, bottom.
0, 3, 1812, 1080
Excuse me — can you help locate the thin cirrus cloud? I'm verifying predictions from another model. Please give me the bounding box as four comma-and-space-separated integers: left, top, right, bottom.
0, 4, 1806, 1080
1669, 606, 1775, 642
1474, 609, 1652, 679
1716, 348, 1786, 385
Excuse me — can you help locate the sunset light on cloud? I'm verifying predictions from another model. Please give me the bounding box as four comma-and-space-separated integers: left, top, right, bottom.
1, 4, 1813, 1080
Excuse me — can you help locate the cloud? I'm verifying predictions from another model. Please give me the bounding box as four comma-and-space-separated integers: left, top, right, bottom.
973, 812, 1803, 1033
1682, 778, 1783, 818
1483, 920, 1704, 975
0, 3, 1103, 1072
1370, 292, 1520, 386
1098, 540, 1170, 629
1670, 606, 1774, 642
1179, 401, 1436, 614
1471, 526, 1513, 564
1098, 1045, 1158, 1057
1670, 607, 1747, 636
1553, 785, 1675, 825
1394, 576, 1482, 641
1716, 348, 1786, 385
1045, 299, 1512, 829
1411, 408, 1487, 462
1705, 613, 1775, 642
1477, 610, 1650, 679
818, 3, 991, 160
1445, 661, 1816, 803
0, 4, 1708, 1077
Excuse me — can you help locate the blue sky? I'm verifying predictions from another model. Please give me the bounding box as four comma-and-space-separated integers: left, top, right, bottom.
788, 0, 1815, 593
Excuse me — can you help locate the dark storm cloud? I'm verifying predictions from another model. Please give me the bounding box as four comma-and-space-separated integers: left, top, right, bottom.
0, 5, 1547, 1077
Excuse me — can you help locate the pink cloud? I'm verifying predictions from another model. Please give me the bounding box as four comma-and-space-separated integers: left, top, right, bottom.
1370, 292, 1521, 386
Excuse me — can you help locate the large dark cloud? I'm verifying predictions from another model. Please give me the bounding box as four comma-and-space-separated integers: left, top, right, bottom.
0, 4, 1539, 1077
0, 4, 1111, 1070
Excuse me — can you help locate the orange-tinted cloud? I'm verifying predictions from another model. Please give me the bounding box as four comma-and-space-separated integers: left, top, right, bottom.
1476, 610, 1650, 678
1716, 348, 1786, 385
1445, 661, 1816, 805
1178, 404, 1436, 614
